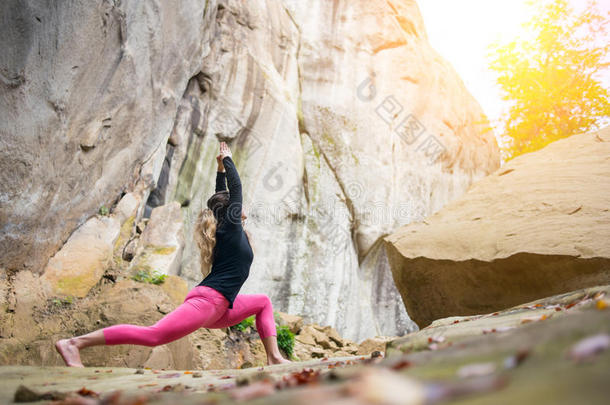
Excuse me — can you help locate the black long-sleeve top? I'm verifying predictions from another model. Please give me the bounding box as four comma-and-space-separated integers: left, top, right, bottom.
197, 156, 254, 308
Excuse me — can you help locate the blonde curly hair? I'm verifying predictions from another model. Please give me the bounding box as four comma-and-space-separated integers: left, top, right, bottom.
193, 191, 253, 278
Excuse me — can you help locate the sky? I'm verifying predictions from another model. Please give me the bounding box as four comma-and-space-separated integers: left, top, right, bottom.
417, 0, 610, 144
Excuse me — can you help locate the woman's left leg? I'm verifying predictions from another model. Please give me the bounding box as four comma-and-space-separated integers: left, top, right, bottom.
207, 294, 290, 364
55, 286, 228, 367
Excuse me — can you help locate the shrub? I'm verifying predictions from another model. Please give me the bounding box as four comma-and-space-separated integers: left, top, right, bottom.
98, 205, 110, 216
232, 315, 255, 332
277, 325, 295, 358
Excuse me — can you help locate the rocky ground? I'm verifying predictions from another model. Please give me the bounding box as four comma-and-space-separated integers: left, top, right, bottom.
1, 285, 608, 404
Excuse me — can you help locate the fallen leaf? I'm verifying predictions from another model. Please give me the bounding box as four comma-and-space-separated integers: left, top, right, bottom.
593, 291, 606, 300
521, 314, 549, 324
220, 375, 233, 380
137, 383, 158, 388
596, 300, 608, 310
457, 362, 496, 378
76, 387, 99, 398
160, 383, 187, 392
275, 368, 320, 389
428, 335, 445, 344
565, 296, 593, 310
568, 333, 610, 363
390, 359, 412, 370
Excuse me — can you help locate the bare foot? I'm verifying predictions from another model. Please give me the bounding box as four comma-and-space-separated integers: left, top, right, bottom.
55, 338, 85, 367
268, 356, 292, 365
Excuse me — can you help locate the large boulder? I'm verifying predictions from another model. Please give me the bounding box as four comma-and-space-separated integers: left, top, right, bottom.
384, 127, 610, 328
41, 216, 120, 297
129, 201, 185, 277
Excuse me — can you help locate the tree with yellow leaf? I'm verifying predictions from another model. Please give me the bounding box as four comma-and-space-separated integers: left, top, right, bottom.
488, 0, 610, 160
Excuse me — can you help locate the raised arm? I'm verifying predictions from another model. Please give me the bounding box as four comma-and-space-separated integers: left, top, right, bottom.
215, 171, 227, 192
215, 154, 227, 192
219, 142, 242, 226
223, 156, 242, 205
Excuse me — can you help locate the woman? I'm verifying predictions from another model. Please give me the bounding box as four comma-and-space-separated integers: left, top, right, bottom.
55, 141, 290, 367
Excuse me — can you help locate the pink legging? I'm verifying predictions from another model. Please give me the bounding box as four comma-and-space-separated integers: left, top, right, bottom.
102, 286, 276, 346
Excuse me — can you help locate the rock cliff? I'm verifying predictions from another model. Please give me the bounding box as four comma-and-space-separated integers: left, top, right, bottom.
385, 127, 610, 328
0, 0, 499, 341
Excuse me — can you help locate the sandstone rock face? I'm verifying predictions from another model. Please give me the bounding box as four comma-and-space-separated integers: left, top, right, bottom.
41, 216, 120, 297
385, 127, 610, 328
169, 0, 499, 341
0, 0, 209, 273
1, 0, 499, 341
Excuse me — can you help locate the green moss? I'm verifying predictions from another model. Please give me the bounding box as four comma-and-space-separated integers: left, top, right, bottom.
52, 296, 74, 307
113, 215, 135, 253
297, 97, 306, 133
174, 138, 218, 204
56, 273, 91, 295
151, 246, 177, 255
131, 269, 166, 285
321, 131, 336, 147
98, 205, 109, 216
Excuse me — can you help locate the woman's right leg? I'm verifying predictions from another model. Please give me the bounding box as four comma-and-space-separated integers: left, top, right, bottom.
206, 294, 290, 365
55, 286, 228, 367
